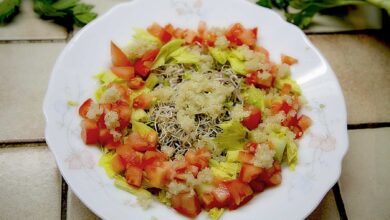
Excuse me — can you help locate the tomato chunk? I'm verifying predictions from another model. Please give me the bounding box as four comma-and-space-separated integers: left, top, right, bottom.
238, 151, 254, 164
81, 119, 100, 145
239, 163, 263, 183
143, 150, 167, 167
112, 154, 126, 174
128, 77, 145, 90
144, 162, 170, 188
111, 66, 135, 81
281, 54, 298, 65
212, 184, 231, 208
225, 179, 253, 209
133, 93, 153, 109
79, 98, 93, 118
241, 105, 262, 130
298, 115, 311, 132
171, 192, 201, 218
185, 147, 211, 170
125, 132, 149, 152
125, 165, 143, 187
111, 42, 131, 67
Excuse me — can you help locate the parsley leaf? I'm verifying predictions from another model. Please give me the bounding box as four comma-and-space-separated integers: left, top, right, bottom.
0, 0, 21, 25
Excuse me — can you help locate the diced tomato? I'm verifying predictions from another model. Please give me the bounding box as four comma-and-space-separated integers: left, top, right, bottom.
187, 165, 199, 177
111, 41, 131, 67
144, 162, 170, 188
281, 54, 298, 65
193, 35, 204, 44
212, 184, 231, 207
172, 160, 188, 174
171, 192, 201, 218
245, 71, 274, 89
79, 98, 93, 118
108, 83, 130, 101
237, 29, 256, 47
147, 22, 163, 38
249, 180, 265, 193
205, 31, 217, 47
271, 101, 291, 115
198, 192, 216, 211
124, 132, 149, 152
133, 93, 153, 109
244, 142, 258, 153
183, 29, 197, 44
164, 24, 175, 35
281, 83, 292, 95
112, 154, 126, 174
297, 115, 311, 132
185, 147, 211, 170
128, 77, 145, 90
241, 105, 262, 130
81, 119, 100, 145
198, 21, 207, 36
239, 164, 263, 183
257, 163, 282, 187
116, 145, 143, 168
125, 165, 143, 187
224, 179, 253, 210
97, 113, 106, 129
134, 49, 160, 78
98, 128, 120, 149
173, 27, 185, 38
111, 66, 135, 81
255, 46, 270, 61
143, 150, 167, 167
225, 23, 244, 46
145, 131, 158, 149
238, 151, 254, 164
160, 30, 172, 44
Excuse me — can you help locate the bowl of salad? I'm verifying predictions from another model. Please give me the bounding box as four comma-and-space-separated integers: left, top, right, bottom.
43, 0, 348, 219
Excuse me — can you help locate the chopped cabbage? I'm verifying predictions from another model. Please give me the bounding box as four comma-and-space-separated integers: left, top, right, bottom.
243, 86, 265, 111
214, 120, 247, 151
131, 109, 149, 122
145, 73, 159, 89
209, 159, 241, 180
275, 76, 301, 95
98, 150, 116, 178
226, 150, 240, 162
286, 140, 298, 170
227, 56, 246, 75
268, 133, 287, 163
208, 208, 224, 220
132, 121, 155, 137
152, 39, 184, 69
157, 190, 171, 206
169, 46, 200, 64
132, 28, 161, 45
114, 175, 152, 198
209, 47, 228, 64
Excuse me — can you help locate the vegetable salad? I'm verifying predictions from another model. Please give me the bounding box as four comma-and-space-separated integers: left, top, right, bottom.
78, 22, 311, 219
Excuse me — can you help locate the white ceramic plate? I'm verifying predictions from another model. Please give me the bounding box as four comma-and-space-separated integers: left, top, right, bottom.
43, 0, 349, 219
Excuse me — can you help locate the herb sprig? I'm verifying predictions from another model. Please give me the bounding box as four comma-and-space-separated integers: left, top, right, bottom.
0, 0, 96, 29
257, 0, 390, 29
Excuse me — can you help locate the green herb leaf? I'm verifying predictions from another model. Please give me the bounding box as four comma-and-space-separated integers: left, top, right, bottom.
0, 0, 22, 24
256, 0, 273, 8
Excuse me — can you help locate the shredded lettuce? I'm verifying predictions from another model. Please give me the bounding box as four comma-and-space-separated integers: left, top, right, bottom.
169, 46, 200, 64
145, 73, 159, 89
268, 133, 287, 163
132, 121, 155, 137
214, 120, 247, 151
286, 140, 298, 170
157, 190, 171, 206
152, 39, 184, 69
94, 71, 125, 101
226, 150, 240, 162
243, 86, 265, 111
131, 109, 149, 122
209, 47, 228, 65
183, 72, 191, 80
132, 28, 161, 45
67, 100, 78, 107
209, 159, 241, 180
114, 175, 152, 198
98, 150, 117, 178
227, 56, 246, 75
208, 208, 224, 220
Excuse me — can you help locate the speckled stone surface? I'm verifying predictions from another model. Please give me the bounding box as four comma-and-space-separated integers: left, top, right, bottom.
339, 128, 390, 220
309, 34, 390, 124
67, 190, 100, 220
0, 145, 61, 219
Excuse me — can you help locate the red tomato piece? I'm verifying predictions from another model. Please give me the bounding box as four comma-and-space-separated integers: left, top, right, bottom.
143, 150, 167, 167
225, 23, 244, 46
241, 105, 262, 130
111, 41, 131, 67
224, 179, 253, 210
125, 132, 149, 152
281, 54, 298, 65
198, 192, 216, 211
297, 115, 311, 132
183, 29, 197, 44
185, 147, 211, 170
212, 184, 231, 208
116, 145, 143, 168
238, 151, 254, 164
125, 165, 143, 187
160, 30, 172, 44
239, 164, 263, 183
144, 162, 170, 188
128, 77, 145, 90
111, 66, 135, 81
237, 29, 256, 47
171, 192, 201, 218
133, 93, 153, 109
81, 119, 99, 145
112, 154, 126, 174
79, 98, 93, 118
249, 180, 265, 193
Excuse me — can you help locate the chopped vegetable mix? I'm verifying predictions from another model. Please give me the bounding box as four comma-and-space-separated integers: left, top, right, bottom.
78, 22, 311, 219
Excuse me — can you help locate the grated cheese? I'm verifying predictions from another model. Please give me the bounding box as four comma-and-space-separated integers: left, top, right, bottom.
99, 87, 120, 104
253, 143, 275, 168
104, 111, 120, 130
86, 102, 102, 120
